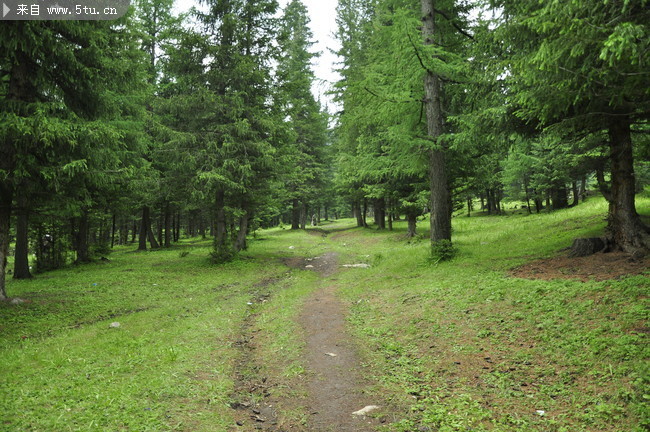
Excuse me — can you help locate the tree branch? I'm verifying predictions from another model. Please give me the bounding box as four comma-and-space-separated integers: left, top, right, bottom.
364, 87, 418, 104
433, 8, 475, 41
406, 31, 433, 74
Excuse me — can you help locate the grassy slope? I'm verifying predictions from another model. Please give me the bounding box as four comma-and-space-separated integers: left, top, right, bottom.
0, 232, 324, 432
330, 196, 649, 432
1, 195, 648, 431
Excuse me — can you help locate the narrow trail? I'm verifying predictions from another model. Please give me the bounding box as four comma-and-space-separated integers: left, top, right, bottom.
297, 251, 382, 431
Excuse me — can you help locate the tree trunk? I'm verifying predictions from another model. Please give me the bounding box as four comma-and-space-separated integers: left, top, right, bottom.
580, 176, 587, 202
354, 200, 364, 227
157, 209, 163, 246
13, 193, 31, 279
486, 189, 494, 215
0, 185, 13, 300
291, 199, 300, 230
551, 185, 569, 210
234, 211, 249, 252
362, 198, 368, 227
524, 185, 532, 214
2, 50, 35, 299
138, 206, 149, 250
300, 203, 307, 230
571, 181, 579, 207
215, 190, 227, 249
406, 212, 417, 238
421, 0, 451, 246
174, 210, 181, 242
164, 203, 171, 248
75, 209, 91, 263
146, 210, 159, 249
110, 214, 116, 249
376, 198, 386, 230
606, 118, 650, 253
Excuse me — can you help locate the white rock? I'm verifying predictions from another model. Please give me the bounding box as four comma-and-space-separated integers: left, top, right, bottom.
305, 265, 314, 268
352, 405, 380, 416
325, 352, 338, 357
536, 410, 546, 416
109, 322, 121, 328
342, 264, 371, 268
288, 246, 295, 249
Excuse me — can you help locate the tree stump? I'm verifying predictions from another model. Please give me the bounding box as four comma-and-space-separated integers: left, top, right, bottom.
569, 238, 607, 257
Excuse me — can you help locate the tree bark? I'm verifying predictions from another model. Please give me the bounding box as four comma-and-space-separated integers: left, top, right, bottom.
376, 198, 386, 230
524, 185, 532, 214
291, 199, 300, 230
164, 203, 171, 248
362, 198, 368, 227
174, 210, 181, 242
13, 191, 31, 279
605, 118, 649, 253
406, 212, 417, 238
422, 0, 452, 245
146, 209, 160, 249
234, 211, 249, 252
0, 185, 12, 300
353, 200, 364, 227
215, 190, 227, 249
551, 185, 569, 210
571, 181, 579, 207
138, 206, 149, 250
110, 214, 116, 249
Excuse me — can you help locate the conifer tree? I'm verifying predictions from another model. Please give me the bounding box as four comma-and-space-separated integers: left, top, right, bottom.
276, 0, 329, 230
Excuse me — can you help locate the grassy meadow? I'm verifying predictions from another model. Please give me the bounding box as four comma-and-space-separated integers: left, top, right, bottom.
1, 195, 648, 431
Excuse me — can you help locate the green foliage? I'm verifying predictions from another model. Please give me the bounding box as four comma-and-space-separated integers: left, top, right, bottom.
429, 239, 457, 263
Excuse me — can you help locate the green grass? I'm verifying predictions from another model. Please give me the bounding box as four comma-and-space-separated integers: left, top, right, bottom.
1, 195, 648, 431
331, 195, 649, 432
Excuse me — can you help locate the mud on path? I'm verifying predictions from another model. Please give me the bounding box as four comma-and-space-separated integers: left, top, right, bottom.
297, 252, 383, 431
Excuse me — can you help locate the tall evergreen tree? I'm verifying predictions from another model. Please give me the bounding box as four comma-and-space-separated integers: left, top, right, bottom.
276, 0, 329, 230
0, 19, 147, 299
495, 0, 650, 253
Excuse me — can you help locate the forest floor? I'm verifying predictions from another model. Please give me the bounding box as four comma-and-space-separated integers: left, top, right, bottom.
1, 196, 649, 432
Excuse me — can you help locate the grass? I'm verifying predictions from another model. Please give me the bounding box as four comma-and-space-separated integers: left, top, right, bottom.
331, 195, 649, 431
1, 194, 648, 431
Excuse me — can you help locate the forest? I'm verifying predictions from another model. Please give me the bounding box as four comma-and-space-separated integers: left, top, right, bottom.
1, 0, 649, 296
0, 0, 649, 431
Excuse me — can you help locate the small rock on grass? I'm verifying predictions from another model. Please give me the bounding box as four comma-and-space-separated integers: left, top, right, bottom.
109, 322, 121, 328
342, 264, 371, 268
325, 352, 338, 357
352, 405, 380, 416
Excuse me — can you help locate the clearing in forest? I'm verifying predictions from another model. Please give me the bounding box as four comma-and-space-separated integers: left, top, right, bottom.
1, 198, 648, 432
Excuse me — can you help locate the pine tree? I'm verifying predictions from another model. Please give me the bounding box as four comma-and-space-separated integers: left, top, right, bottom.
276, 0, 329, 230
495, 0, 650, 253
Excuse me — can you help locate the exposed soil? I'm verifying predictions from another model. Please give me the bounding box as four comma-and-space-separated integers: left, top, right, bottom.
510, 251, 649, 282
297, 252, 382, 431
230, 253, 383, 431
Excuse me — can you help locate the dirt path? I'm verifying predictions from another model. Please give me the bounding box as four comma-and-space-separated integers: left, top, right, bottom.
297, 252, 382, 431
